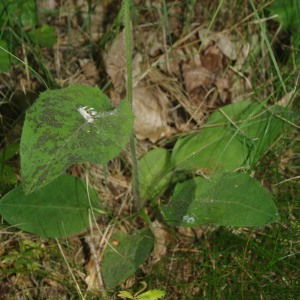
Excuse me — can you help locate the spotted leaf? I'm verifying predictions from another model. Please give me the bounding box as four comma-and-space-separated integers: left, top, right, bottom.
20, 84, 134, 194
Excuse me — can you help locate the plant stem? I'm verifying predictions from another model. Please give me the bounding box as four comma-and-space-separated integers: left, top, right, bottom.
123, 0, 142, 209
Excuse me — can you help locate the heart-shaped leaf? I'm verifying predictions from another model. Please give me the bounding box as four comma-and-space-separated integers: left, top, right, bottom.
20, 84, 134, 193
102, 228, 154, 289
0, 174, 101, 238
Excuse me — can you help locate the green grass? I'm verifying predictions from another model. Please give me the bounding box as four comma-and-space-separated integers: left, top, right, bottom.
145, 219, 299, 299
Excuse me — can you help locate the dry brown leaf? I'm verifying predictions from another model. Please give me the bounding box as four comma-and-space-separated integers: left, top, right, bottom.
140, 28, 164, 58
104, 31, 126, 95
151, 220, 170, 263
276, 90, 295, 106
201, 45, 223, 72
104, 32, 144, 104
167, 4, 183, 38
216, 34, 250, 71
78, 59, 100, 86
181, 30, 251, 106
198, 29, 249, 69
177, 226, 203, 242
181, 46, 219, 106
157, 48, 186, 76
215, 76, 231, 102
133, 85, 171, 142
182, 62, 214, 94
104, 31, 178, 142
148, 67, 206, 125
216, 33, 240, 60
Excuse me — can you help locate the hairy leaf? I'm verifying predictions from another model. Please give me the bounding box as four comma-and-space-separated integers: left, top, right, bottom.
20, 84, 134, 193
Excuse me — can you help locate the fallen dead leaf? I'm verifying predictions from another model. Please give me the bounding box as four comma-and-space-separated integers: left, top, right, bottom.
177, 226, 203, 242
104, 31, 126, 97
201, 45, 223, 72
182, 61, 214, 94
105, 32, 173, 142
133, 84, 172, 142
276, 90, 295, 106
151, 220, 170, 263
215, 75, 231, 103
76, 59, 100, 86
158, 48, 186, 76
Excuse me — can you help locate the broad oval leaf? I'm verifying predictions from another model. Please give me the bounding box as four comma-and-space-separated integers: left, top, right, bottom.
160, 172, 280, 227
171, 100, 294, 173
171, 125, 248, 172
102, 228, 154, 289
20, 84, 134, 193
29, 25, 57, 48
0, 174, 101, 238
139, 148, 171, 202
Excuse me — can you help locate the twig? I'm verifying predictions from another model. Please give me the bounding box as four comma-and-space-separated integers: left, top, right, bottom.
85, 236, 106, 297
56, 239, 84, 300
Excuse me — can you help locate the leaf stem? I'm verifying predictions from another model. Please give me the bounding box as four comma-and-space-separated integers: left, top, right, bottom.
123, 0, 142, 209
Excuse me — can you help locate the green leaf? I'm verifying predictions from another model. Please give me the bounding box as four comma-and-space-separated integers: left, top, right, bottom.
0, 40, 11, 72
171, 100, 293, 173
160, 172, 279, 227
137, 290, 166, 300
0, 143, 19, 186
267, 0, 300, 30
0, 143, 19, 161
292, 30, 300, 68
0, 0, 37, 27
20, 84, 134, 194
117, 291, 134, 299
102, 228, 154, 289
0, 174, 101, 238
0, 164, 17, 185
139, 148, 171, 202
29, 25, 57, 48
